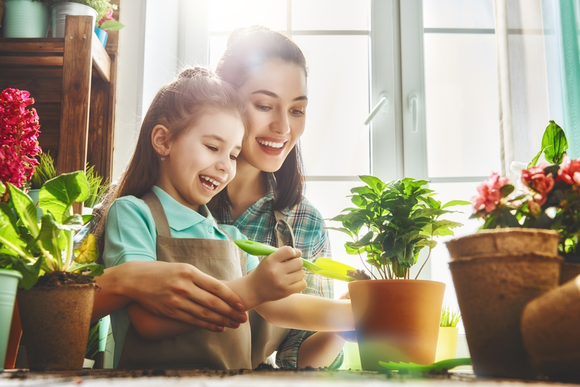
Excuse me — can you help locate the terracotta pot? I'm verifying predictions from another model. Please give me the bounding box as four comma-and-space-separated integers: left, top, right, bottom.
559, 261, 580, 285
18, 283, 96, 371
348, 279, 445, 371
4, 302, 22, 369
449, 253, 561, 378
521, 276, 580, 382
435, 326, 458, 362
446, 228, 560, 261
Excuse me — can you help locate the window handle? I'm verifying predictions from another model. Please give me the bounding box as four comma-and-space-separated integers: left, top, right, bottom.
363, 92, 389, 125
408, 92, 419, 133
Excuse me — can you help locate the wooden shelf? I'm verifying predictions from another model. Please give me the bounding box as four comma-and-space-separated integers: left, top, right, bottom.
0, 15, 117, 187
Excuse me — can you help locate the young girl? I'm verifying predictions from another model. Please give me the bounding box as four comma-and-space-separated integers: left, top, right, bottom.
102, 67, 353, 370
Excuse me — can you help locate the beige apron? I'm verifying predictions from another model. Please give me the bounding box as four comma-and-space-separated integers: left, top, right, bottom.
249, 212, 294, 368
118, 192, 252, 370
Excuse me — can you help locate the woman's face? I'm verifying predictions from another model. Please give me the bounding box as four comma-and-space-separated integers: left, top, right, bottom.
236, 60, 308, 173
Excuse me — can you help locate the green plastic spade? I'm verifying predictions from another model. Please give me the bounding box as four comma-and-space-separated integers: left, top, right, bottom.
234, 239, 357, 282
379, 357, 472, 373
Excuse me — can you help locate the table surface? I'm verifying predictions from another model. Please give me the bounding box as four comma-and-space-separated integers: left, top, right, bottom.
0, 368, 574, 387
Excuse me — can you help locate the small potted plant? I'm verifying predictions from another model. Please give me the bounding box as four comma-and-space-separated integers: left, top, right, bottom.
435, 306, 461, 362
44, 0, 121, 38
84, 164, 110, 213
446, 121, 572, 378
328, 176, 467, 370
0, 171, 103, 371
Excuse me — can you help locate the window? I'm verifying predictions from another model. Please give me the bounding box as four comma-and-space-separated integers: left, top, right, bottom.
115, 0, 501, 315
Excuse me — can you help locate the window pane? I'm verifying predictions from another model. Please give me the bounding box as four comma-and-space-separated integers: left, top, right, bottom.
305, 180, 370, 298
292, 0, 370, 31
294, 35, 370, 176
424, 33, 501, 177
209, 0, 286, 31
429, 181, 482, 334
423, 0, 495, 29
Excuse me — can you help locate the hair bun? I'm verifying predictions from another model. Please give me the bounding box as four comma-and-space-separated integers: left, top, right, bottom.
178, 66, 212, 79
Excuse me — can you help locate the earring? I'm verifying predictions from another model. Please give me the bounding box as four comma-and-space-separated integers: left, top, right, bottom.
160, 157, 166, 161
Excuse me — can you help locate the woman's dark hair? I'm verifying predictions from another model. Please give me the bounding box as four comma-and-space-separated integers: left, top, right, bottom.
93, 67, 246, 253
212, 25, 307, 216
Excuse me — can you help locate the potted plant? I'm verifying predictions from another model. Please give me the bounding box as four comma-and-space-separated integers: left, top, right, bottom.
84, 164, 110, 213
93, 4, 123, 48
0, 171, 103, 371
328, 176, 467, 370
446, 121, 571, 378
435, 306, 461, 362
43, 0, 119, 38
0, 88, 41, 370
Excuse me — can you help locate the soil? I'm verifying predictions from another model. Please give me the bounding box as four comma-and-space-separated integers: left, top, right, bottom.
33, 271, 97, 288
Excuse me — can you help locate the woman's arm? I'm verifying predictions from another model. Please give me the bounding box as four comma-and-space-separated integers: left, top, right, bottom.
92, 260, 248, 332
123, 246, 306, 340
254, 294, 354, 332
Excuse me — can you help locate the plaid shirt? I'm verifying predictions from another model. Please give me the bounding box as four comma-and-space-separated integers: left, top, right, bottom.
215, 173, 343, 369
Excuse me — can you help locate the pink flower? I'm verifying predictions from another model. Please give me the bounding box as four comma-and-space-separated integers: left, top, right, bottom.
521, 165, 555, 203
472, 172, 510, 214
98, 9, 114, 27
0, 88, 41, 189
557, 155, 580, 186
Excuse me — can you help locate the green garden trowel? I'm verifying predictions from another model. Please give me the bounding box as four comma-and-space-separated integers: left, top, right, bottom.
234, 239, 358, 282
379, 357, 472, 373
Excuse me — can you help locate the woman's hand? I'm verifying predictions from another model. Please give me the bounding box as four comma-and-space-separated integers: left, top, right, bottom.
93, 260, 248, 332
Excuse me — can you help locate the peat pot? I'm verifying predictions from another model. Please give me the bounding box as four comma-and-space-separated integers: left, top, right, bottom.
348, 279, 445, 371
18, 273, 96, 371
522, 276, 580, 382
446, 229, 561, 379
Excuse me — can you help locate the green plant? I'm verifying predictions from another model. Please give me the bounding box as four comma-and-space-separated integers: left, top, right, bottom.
29, 152, 57, 190
440, 306, 462, 327
0, 171, 103, 290
85, 320, 111, 360
84, 164, 109, 208
41, 0, 122, 29
328, 176, 469, 280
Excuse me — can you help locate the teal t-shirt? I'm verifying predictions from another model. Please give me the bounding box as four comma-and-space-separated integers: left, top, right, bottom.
103, 186, 259, 367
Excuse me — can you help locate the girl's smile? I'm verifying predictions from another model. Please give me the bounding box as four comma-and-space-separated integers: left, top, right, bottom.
155, 112, 245, 212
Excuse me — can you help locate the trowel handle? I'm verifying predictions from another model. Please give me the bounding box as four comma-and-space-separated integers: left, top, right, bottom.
234, 239, 278, 256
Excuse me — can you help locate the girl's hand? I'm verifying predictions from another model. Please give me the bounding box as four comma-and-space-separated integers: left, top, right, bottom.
248, 246, 306, 305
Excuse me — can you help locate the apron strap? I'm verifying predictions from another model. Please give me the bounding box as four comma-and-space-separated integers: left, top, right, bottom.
142, 191, 172, 237
273, 211, 295, 248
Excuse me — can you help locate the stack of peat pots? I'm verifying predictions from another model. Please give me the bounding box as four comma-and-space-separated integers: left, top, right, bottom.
445, 228, 562, 379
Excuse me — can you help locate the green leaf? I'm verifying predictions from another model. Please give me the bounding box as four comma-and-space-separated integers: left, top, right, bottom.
10, 255, 42, 290
541, 120, 568, 165
39, 171, 89, 224
8, 185, 39, 237
528, 148, 545, 168
500, 184, 515, 197
0, 209, 30, 258
68, 262, 104, 278
359, 175, 384, 193
441, 200, 471, 209
38, 213, 63, 271
0, 182, 5, 197
98, 20, 125, 31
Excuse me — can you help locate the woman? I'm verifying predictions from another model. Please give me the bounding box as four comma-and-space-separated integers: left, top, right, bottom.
210, 25, 345, 369
90, 26, 345, 369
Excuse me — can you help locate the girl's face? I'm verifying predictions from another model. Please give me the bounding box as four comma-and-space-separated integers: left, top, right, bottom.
157, 112, 244, 211
236, 60, 308, 173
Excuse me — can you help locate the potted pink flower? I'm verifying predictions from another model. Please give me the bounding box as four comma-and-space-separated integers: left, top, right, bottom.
445, 121, 569, 379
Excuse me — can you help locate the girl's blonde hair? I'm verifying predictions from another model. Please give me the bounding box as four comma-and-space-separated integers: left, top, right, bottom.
93, 67, 246, 254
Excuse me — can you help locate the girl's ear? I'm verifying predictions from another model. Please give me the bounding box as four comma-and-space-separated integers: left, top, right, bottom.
151, 125, 171, 156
